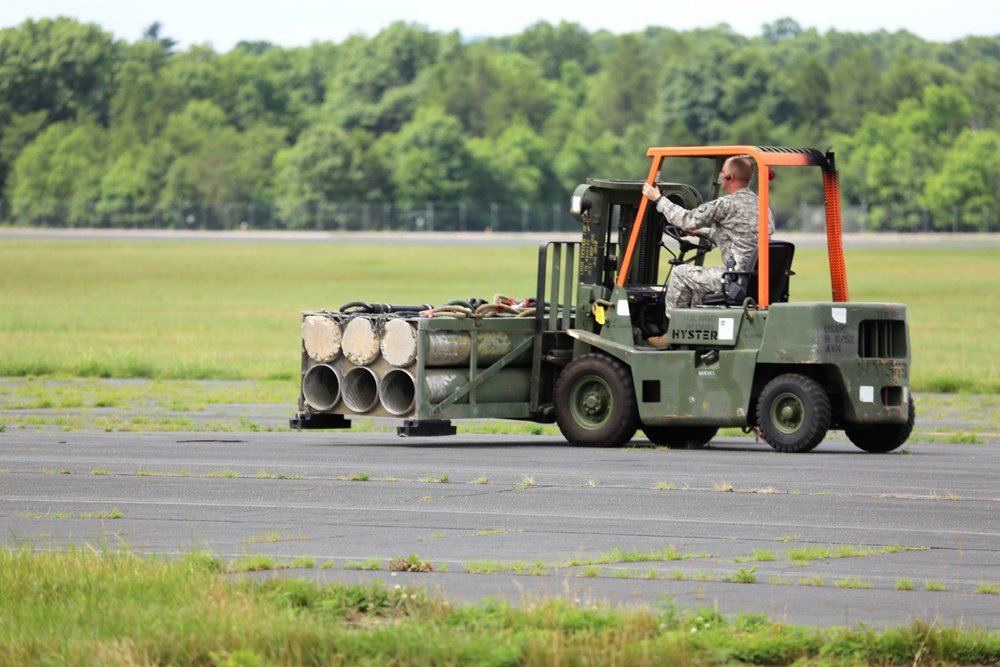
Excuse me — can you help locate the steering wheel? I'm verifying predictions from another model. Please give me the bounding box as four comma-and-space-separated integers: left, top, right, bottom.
663, 224, 714, 253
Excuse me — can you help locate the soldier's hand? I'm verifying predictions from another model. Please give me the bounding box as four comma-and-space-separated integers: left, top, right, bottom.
642, 183, 661, 201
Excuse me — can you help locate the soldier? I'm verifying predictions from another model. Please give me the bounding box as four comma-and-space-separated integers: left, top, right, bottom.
640, 155, 775, 348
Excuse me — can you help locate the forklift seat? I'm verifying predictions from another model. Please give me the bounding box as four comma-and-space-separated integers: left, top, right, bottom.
702, 240, 796, 306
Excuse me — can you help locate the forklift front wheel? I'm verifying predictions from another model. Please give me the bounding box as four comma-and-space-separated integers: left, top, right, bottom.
756, 374, 831, 453
555, 354, 638, 448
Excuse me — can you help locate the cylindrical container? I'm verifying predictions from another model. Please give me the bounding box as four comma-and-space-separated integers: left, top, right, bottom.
425, 331, 532, 367
341, 366, 381, 413
424, 368, 532, 404
301, 363, 341, 411
381, 319, 418, 367
342, 317, 381, 366
379, 368, 416, 416
301, 314, 342, 362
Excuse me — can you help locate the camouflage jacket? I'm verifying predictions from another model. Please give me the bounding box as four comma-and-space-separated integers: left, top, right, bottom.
654, 187, 775, 272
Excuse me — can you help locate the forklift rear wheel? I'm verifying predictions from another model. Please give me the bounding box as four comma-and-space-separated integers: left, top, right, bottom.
757, 374, 831, 453
845, 396, 915, 453
555, 354, 638, 448
642, 426, 718, 449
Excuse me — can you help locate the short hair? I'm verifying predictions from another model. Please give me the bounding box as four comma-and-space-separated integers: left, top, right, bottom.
725, 156, 753, 183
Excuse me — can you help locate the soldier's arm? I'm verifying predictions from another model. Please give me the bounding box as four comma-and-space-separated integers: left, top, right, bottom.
654, 196, 725, 233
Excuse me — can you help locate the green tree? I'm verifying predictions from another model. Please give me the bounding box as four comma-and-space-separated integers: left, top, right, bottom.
964, 62, 1000, 131
510, 21, 598, 78
653, 48, 729, 145
8, 120, 109, 225
156, 101, 284, 226
96, 142, 170, 226
141, 21, 176, 54
787, 56, 832, 133
924, 129, 1000, 230
587, 33, 657, 136
272, 123, 386, 228
259, 42, 340, 120
219, 47, 297, 131
0, 111, 49, 194
762, 18, 804, 44
109, 40, 178, 148
0, 18, 119, 192
379, 107, 471, 203
838, 84, 973, 230
324, 22, 442, 134
161, 45, 224, 104
426, 43, 552, 139
829, 48, 882, 133
878, 56, 930, 114
467, 121, 558, 205
0, 18, 118, 124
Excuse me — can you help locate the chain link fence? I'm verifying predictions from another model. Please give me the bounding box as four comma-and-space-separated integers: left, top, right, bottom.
0, 198, 995, 233
0, 199, 580, 233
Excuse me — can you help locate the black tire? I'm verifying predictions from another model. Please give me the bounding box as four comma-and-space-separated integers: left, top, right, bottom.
845, 396, 916, 453
642, 425, 718, 449
756, 374, 831, 453
555, 354, 638, 448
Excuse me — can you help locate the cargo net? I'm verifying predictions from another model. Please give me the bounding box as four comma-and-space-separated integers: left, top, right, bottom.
325, 295, 538, 321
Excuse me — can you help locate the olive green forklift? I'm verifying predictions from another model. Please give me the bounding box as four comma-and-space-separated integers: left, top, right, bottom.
292, 145, 914, 453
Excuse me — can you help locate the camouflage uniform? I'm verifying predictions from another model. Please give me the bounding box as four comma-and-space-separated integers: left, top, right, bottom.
653, 187, 775, 317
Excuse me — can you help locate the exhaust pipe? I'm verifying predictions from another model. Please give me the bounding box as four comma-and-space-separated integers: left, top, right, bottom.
342, 366, 381, 413
379, 368, 416, 416
301, 364, 342, 411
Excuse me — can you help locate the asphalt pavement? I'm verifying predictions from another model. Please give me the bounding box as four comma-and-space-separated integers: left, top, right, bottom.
2, 427, 999, 630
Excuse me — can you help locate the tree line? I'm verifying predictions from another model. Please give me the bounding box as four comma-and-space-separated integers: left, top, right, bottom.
2, 16, 999, 232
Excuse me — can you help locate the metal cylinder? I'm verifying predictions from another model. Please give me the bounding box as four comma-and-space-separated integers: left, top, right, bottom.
424, 368, 532, 404
301, 315, 342, 362
426, 331, 532, 367
379, 325, 530, 369
381, 319, 418, 367
341, 317, 381, 366
379, 368, 416, 416
341, 366, 381, 413
301, 364, 341, 411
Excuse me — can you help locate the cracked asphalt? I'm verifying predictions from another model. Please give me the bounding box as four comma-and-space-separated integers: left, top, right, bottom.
2, 420, 999, 630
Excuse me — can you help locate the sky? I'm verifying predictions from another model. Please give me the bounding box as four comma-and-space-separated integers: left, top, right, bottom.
1, 0, 998, 52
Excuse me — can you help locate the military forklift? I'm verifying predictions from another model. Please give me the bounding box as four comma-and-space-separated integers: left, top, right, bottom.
292, 145, 915, 453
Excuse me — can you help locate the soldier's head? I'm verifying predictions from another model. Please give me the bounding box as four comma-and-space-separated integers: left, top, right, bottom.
720, 156, 753, 191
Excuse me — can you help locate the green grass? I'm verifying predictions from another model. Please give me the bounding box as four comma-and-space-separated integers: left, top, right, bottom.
561, 545, 689, 568
0, 239, 542, 382
343, 558, 383, 571
0, 239, 997, 392
734, 549, 779, 563
786, 544, 922, 564
6, 546, 1000, 667
722, 566, 759, 583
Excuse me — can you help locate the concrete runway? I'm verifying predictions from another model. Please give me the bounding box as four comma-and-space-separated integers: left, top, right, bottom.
2, 427, 999, 629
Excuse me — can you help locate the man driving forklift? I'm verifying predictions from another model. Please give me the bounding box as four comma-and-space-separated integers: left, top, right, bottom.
640, 155, 775, 347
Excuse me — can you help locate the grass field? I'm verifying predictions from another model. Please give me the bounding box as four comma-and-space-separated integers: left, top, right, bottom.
3, 545, 999, 667
3, 239, 999, 663
0, 237, 997, 393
